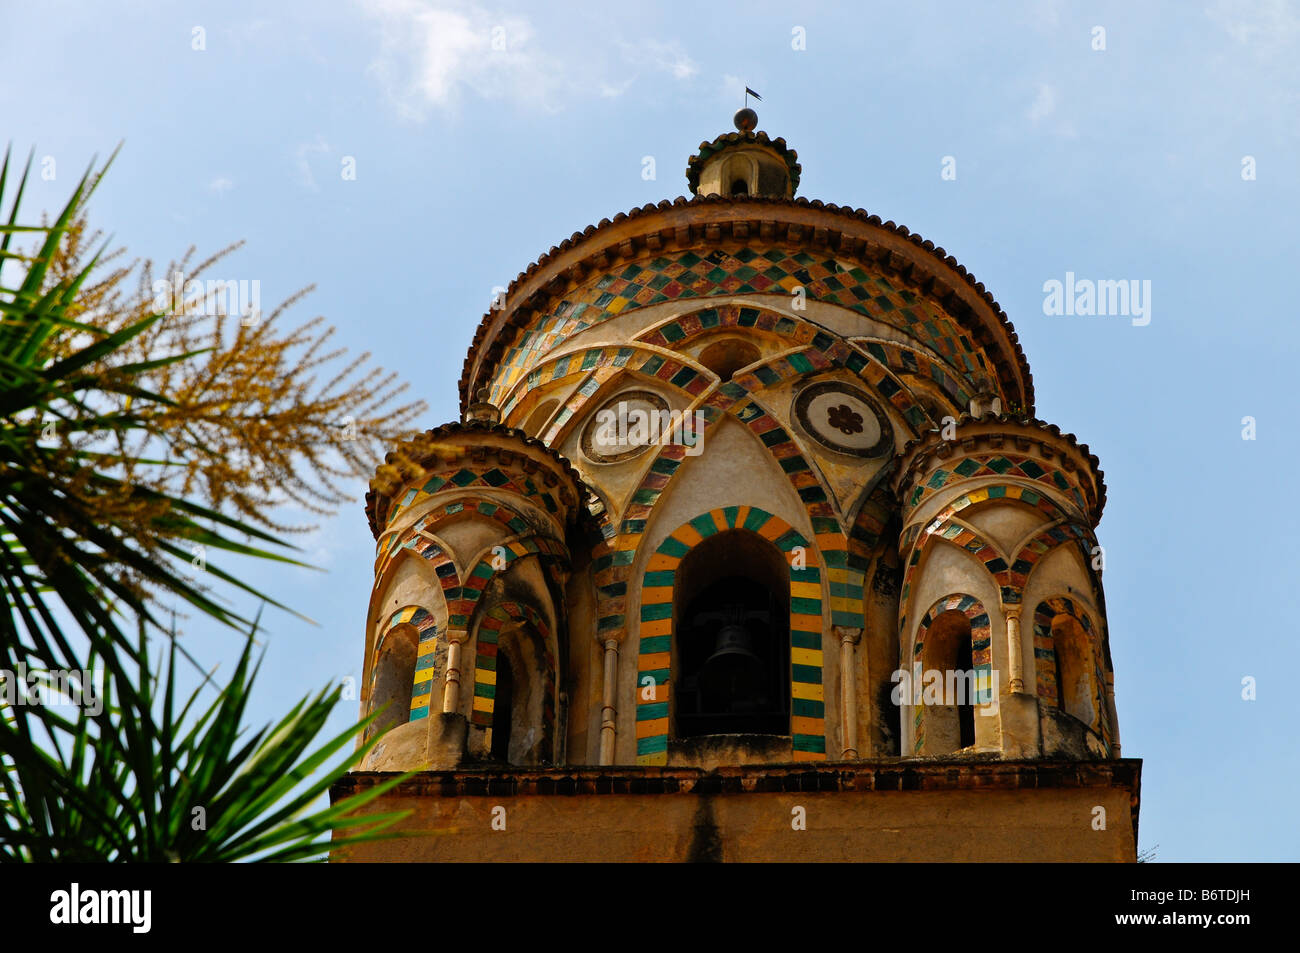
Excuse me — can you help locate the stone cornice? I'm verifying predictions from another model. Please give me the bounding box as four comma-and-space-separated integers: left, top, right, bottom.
364, 420, 592, 539
336, 758, 1141, 797
892, 412, 1107, 525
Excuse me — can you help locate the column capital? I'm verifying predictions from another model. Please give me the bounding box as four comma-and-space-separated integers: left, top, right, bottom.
596, 626, 626, 647
834, 625, 863, 645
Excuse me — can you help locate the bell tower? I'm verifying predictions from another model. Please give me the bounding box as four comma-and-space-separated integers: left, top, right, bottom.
335, 109, 1140, 862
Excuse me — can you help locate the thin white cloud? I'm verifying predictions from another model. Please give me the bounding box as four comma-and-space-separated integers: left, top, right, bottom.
720, 73, 745, 103
1206, 0, 1300, 50
1025, 0, 1065, 30
356, 0, 702, 117
295, 135, 332, 191
1027, 83, 1057, 123
208, 176, 234, 194
621, 39, 698, 81
358, 0, 559, 116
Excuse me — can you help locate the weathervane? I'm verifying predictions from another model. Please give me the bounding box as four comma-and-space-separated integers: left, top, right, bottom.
736, 86, 761, 132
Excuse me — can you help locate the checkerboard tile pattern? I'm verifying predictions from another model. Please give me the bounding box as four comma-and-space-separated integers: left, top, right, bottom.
380, 467, 564, 530
488, 249, 998, 408
907, 454, 1087, 512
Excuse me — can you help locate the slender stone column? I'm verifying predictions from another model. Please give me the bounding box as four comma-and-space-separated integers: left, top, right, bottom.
836, 626, 863, 759
442, 637, 465, 714
599, 638, 619, 765
1105, 674, 1121, 758
1005, 606, 1025, 693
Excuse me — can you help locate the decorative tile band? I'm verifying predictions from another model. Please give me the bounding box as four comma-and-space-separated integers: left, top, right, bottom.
379, 464, 564, 529
909, 594, 992, 755
901, 520, 1005, 626
487, 248, 1000, 410
635, 506, 826, 766
855, 337, 974, 413
849, 480, 896, 559
906, 453, 1087, 513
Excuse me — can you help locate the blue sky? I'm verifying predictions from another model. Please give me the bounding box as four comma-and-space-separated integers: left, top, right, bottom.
4, 0, 1297, 861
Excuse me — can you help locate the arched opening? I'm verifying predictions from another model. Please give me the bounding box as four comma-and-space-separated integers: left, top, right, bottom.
730, 178, 749, 196
1051, 613, 1099, 729
490, 650, 514, 762
698, 338, 761, 382
674, 530, 790, 737
472, 608, 555, 766
367, 623, 418, 741
919, 609, 976, 753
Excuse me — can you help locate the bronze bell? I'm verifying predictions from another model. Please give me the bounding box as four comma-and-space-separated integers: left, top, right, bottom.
699, 623, 765, 713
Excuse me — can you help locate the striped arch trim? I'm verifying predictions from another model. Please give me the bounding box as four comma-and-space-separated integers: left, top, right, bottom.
635, 506, 826, 765
373, 531, 458, 595
636, 304, 931, 431
1032, 596, 1111, 752
496, 301, 946, 431
516, 307, 940, 641
900, 520, 1005, 632
373, 496, 535, 589
909, 594, 992, 755
471, 601, 557, 761
484, 251, 1004, 412
1006, 522, 1097, 604
606, 397, 860, 634
898, 484, 1068, 634
448, 535, 569, 631
900, 517, 1099, 641
849, 480, 895, 559
852, 337, 975, 415
376, 606, 444, 722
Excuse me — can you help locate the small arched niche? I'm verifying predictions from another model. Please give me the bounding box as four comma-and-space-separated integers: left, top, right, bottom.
1049, 613, 1101, 730
367, 622, 419, 741
697, 337, 761, 382
720, 154, 756, 197
917, 609, 977, 754
473, 610, 555, 766
673, 530, 790, 738
489, 648, 516, 761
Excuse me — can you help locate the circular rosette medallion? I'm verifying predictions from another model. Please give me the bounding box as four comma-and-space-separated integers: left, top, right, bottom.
793, 381, 893, 458
580, 390, 673, 464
